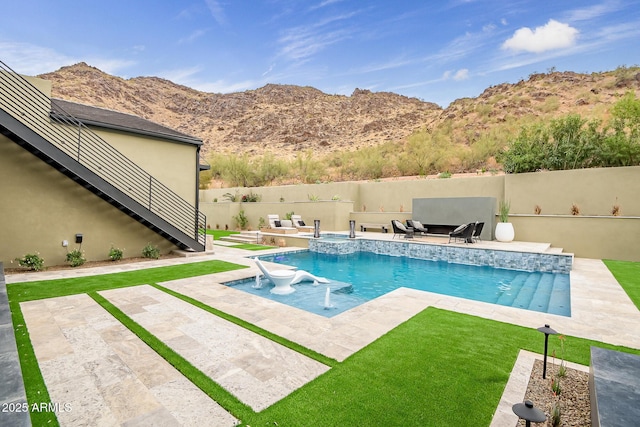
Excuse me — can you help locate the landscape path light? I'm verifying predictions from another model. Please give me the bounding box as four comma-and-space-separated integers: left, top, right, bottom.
512, 400, 546, 427
537, 324, 558, 379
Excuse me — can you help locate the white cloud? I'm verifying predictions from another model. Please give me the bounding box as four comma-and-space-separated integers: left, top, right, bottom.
442, 69, 469, 81
205, 0, 226, 26
502, 19, 579, 53
453, 69, 469, 80
178, 29, 209, 44
157, 66, 203, 83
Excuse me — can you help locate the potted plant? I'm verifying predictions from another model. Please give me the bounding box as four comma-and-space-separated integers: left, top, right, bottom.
495, 200, 515, 242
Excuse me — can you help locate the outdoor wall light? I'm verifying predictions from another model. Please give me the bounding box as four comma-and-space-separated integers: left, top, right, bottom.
75, 234, 83, 244
512, 400, 546, 427
537, 324, 558, 379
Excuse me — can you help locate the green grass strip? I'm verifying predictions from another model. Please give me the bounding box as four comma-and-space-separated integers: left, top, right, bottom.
88, 292, 255, 423
603, 259, 640, 310
8, 259, 247, 303
205, 229, 240, 239
7, 299, 58, 427
245, 307, 640, 426
153, 283, 338, 368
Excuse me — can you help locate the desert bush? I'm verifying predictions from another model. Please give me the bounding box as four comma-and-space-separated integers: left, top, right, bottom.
142, 244, 160, 259
294, 150, 326, 183
66, 249, 86, 267
538, 96, 560, 113
233, 209, 249, 230
15, 253, 44, 271
109, 246, 124, 261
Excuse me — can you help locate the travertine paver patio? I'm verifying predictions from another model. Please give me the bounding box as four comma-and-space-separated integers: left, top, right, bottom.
7, 238, 640, 426
20, 293, 239, 426
99, 285, 330, 411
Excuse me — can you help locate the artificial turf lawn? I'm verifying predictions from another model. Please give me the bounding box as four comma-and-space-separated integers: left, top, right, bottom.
205, 229, 240, 239
8, 259, 247, 302
6, 259, 640, 426
244, 308, 640, 427
604, 259, 640, 310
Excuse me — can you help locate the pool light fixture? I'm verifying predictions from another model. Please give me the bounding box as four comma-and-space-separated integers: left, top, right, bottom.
537, 324, 558, 379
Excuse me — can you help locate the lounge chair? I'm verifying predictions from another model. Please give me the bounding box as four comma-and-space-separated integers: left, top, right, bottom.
472, 221, 484, 242
448, 222, 476, 244
291, 215, 315, 232
254, 257, 329, 294
266, 214, 297, 234
391, 220, 411, 239
406, 219, 428, 236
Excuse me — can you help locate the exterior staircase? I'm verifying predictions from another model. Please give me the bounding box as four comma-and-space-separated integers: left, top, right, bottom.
0, 60, 205, 251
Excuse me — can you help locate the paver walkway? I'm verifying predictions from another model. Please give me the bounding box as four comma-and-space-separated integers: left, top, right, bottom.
21, 293, 239, 426
100, 285, 330, 411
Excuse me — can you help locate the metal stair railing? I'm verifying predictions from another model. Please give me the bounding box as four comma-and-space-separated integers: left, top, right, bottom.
0, 60, 205, 248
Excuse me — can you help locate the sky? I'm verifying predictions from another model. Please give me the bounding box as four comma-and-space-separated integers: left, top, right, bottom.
1, 0, 639, 107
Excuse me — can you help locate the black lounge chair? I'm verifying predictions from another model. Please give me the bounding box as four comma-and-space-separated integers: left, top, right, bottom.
391, 220, 411, 239
472, 221, 484, 242
406, 220, 428, 236
448, 222, 476, 244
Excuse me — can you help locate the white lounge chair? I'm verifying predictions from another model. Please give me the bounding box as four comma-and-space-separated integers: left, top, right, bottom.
290, 215, 315, 232
254, 258, 329, 294
266, 214, 298, 234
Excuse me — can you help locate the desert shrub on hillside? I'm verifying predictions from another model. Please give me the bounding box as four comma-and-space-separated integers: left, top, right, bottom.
499, 92, 640, 173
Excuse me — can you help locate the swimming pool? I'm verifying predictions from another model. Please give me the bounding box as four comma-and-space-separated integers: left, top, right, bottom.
227, 250, 571, 318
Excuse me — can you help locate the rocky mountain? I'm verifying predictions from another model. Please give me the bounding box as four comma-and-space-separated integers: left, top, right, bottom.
39, 63, 440, 157
39, 63, 640, 163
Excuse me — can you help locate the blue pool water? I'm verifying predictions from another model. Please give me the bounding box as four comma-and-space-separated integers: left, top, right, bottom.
227, 250, 571, 318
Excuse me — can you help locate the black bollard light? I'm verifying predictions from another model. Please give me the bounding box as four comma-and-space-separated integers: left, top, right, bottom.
537, 324, 558, 379
512, 400, 546, 427
313, 219, 320, 238
349, 220, 356, 238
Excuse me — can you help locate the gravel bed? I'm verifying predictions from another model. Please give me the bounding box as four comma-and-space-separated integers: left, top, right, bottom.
517, 360, 590, 426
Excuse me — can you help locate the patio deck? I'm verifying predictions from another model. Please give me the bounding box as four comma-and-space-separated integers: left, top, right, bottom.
2, 236, 638, 426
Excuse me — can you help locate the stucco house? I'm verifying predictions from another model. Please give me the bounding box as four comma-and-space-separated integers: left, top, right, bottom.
0, 60, 206, 267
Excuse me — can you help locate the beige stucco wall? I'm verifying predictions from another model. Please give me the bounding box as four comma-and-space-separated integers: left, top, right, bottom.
0, 137, 175, 267
90, 128, 198, 204
200, 201, 354, 231
505, 167, 640, 216
510, 215, 640, 261
200, 167, 640, 261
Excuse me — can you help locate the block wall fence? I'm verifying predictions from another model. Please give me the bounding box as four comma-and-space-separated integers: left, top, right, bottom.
200, 166, 640, 262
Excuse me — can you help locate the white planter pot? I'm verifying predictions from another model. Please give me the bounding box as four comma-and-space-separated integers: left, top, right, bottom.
495, 222, 515, 242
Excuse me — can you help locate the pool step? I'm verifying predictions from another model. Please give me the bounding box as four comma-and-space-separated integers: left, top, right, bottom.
526, 273, 555, 312
547, 275, 571, 316
511, 274, 542, 310
220, 231, 263, 245
495, 273, 529, 306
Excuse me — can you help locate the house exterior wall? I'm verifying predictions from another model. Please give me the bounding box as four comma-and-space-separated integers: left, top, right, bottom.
0, 137, 175, 267
89, 128, 197, 204
1, 74, 202, 267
